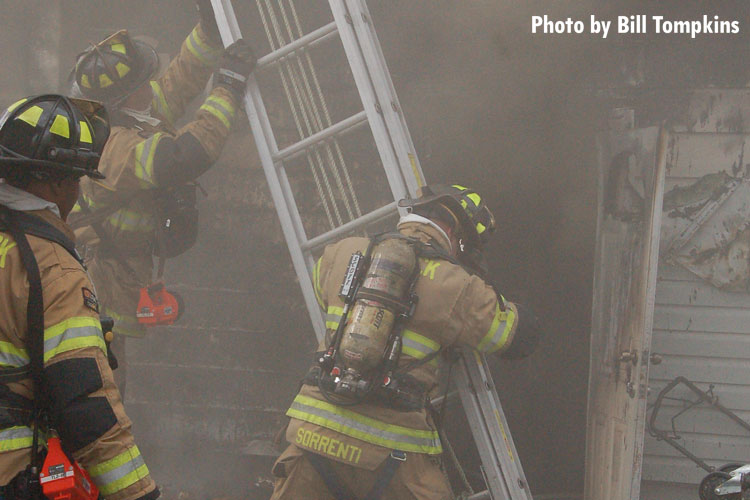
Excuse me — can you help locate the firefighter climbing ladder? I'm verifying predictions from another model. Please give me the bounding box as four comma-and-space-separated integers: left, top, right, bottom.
210, 1, 532, 498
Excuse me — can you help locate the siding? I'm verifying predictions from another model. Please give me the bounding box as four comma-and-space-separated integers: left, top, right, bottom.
643, 88, 750, 487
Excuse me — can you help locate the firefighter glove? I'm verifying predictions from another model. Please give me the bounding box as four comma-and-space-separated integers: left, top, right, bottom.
213, 39, 256, 99
196, 0, 222, 45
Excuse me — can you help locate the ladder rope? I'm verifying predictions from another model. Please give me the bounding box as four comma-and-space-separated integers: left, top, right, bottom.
257, 0, 363, 229
260, 0, 344, 227
282, 0, 362, 219
257, 0, 339, 228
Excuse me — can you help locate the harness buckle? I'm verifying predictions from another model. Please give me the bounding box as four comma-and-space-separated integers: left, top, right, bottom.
390, 450, 407, 462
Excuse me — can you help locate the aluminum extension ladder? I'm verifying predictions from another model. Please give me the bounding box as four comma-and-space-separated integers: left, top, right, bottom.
209, 1, 532, 498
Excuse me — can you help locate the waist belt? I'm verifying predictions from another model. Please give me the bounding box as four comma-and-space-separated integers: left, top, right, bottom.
0, 384, 34, 429
303, 365, 428, 412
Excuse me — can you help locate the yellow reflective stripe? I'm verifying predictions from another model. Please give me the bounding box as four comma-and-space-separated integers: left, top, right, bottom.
7, 98, 28, 113
325, 306, 343, 330
0, 426, 34, 452
115, 62, 131, 78
312, 257, 324, 309
79, 121, 92, 144
134, 132, 163, 186
0, 234, 17, 268
104, 307, 146, 338
106, 208, 154, 232
99, 73, 113, 88
185, 26, 222, 66
477, 302, 516, 354
43, 316, 105, 363
17, 105, 44, 127
88, 446, 149, 496
110, 43, 126, 54
150, 81, 174, 125
401, 329, 440, 367
0, 341, 29, 368
288, 394, 442, 454
467, 192, 481, 206
199, 95, 235, 130
49, 115, 70, 138
80, 74, 91, 89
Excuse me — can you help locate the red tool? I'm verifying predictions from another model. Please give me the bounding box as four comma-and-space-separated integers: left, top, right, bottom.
40, 436, 99, 500
136, 282, 182, 326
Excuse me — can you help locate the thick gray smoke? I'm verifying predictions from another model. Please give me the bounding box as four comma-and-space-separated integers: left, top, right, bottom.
1, 1, 748, 498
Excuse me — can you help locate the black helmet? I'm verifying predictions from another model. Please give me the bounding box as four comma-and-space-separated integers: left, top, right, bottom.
398, 184, 496, 248
0, 95, 109, 180
73, 29, 162, 106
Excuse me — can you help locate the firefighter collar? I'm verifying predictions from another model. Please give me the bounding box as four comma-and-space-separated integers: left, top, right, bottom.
0, 180, 61, 217
397, 213, 452, 252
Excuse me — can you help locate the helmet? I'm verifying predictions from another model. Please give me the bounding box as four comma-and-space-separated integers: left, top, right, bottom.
0, 94, 110, 179
73, 29, 162, 106
398, 184, 496, 248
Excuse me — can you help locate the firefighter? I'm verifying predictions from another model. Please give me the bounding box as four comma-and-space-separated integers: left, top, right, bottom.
270, 184, 542, 500
0, 94, 159, 498
67, 2, 256, 391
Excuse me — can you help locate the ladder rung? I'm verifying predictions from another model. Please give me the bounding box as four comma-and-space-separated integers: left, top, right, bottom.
301, 201, 398, 251
257, 21, 339, 69
273, 110, 368, 163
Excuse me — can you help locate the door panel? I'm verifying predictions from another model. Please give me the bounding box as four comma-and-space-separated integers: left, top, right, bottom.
584, 125, 668, 500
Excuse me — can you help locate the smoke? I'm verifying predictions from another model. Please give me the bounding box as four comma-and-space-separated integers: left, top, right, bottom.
1, 0, 748, 497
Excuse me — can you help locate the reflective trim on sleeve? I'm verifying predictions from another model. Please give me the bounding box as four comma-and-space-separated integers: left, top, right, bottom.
287, 394, 442, 454
150, 81, 175, 126
401, 329, 440, 367
134, 132, 164, 187
43, 316, 106, 363
199, 94, 236, 130
0, 426, 34, 452
104, 307, 146, 338
477, 302, 516, 354
312, 257, 324, 309
106, 208, 155, 233
0, 341, 30, 368
185, 26, 222, 66
88, 445, 150, 496
325, 306, 344, 330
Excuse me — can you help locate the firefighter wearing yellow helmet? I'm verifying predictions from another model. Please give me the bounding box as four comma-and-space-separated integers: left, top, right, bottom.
0, 95, 159, 499
270, 184, 542, 499
67, 2, 256, 392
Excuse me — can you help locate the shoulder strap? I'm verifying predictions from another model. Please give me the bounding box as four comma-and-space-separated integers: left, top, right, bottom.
0, 205, 47, 468
0, 208, 82, 265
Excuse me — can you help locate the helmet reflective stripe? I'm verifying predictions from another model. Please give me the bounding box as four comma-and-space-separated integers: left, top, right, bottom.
79, 121, 92, 143
7, 98, 28, 113
50, 115, 71, 139
110, 43, 127, 55
17, 105, 44, 127
115, 62, 131, 78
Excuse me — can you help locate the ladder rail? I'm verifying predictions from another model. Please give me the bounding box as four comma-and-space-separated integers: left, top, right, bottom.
344, 0, 425, 194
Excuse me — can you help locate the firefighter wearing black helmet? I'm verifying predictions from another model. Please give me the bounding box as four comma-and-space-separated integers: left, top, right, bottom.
270, 184, 542, 500
67, 4, 256, 391
0, 95, 159, 499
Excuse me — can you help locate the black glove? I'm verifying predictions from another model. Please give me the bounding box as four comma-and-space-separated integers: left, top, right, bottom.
500, 302, 543, 360
213, 39, 257, 99
196, 0, 222, 46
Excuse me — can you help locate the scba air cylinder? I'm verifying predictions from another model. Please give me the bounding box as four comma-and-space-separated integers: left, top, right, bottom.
337, 238, 417, 394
